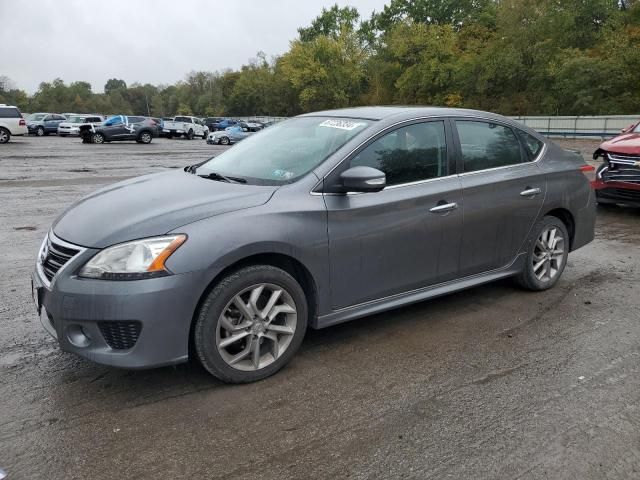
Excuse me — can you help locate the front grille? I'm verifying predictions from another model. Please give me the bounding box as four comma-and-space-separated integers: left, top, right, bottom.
41, 237, 81, 282
605, 153, 640, 184
98, 321, 142, 350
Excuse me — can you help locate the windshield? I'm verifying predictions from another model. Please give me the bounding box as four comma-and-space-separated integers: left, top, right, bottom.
633, 123, 640, 133
27, 113, 46, 121
68, 116, 86, 123
197, 117, 371, 185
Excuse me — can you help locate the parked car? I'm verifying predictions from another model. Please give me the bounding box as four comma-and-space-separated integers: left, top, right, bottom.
57, 115, 105, 136
238, 121, 264, 132
78, 115, 157, 144
593, 121, 640, 207
206, 124, 251, 145
210, 119, 238, 131
26, 113, 67, 136
163, 116, 209, 139
0, 104, 27, 143
203, 117, 224, 132
32, 107, 596, 383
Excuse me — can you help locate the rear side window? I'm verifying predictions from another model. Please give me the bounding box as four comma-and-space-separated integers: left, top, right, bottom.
0, 107, 21, 118
517, 130, 544, 160
456, 121, 523, 172
350, 121, 448, 186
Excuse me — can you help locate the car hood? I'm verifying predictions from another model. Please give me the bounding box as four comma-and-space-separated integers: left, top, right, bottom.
53, 170, 278, 248
600, 132, 640, 155
58, 122, 79, 128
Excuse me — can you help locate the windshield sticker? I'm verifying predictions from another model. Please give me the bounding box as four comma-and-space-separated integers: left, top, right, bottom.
272, 169, 295, 179
319, 119, 365, 131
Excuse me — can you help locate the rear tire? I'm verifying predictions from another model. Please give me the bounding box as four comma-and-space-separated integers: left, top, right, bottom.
92, 133, 105, 144
0, 127, 10, 144
515, 215, 569, 291
194, 265, 308, 383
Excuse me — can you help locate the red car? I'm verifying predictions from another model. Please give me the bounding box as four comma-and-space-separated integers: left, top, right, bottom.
593, 121, 640, 207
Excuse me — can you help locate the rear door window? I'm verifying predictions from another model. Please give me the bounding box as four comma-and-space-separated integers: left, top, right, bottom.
455, 121, 524, 173
517, 130, 544, 160
350, 121, 448, 185
0, 107, 21, 118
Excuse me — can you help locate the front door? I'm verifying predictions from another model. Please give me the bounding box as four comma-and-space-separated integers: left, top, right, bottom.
324, 120, 463, 310
453, 119, 547, 277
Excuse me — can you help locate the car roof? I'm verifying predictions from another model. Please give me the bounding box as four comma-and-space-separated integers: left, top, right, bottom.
299, 106, 512, 123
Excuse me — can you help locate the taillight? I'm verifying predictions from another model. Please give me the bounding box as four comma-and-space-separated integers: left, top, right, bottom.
580, 165, 596, 185
19, 119, 26, 126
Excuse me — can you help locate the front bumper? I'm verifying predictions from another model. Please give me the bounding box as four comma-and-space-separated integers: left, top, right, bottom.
594, 180, 640, 207
58, 128, 79, 136
32, 238, 204, 369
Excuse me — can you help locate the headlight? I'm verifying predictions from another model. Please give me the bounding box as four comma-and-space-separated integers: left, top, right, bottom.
78, 235, 187, 280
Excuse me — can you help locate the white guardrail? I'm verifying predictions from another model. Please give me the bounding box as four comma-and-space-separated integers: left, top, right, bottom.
509, 115, 639, 139
233, 114, 640, 139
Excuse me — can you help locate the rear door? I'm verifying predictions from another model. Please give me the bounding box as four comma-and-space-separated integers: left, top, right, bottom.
324, 119, 463, 309
453, 119, 546, 276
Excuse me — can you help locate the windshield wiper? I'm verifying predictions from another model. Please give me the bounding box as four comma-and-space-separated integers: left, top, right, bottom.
198, 172, 247, 184
184, 159, 209, 174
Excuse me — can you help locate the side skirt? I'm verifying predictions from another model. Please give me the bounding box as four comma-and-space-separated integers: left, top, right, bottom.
313, 254, 526, 329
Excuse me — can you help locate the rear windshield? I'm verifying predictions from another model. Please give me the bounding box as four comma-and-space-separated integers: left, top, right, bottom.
174, 116, 191, 122
0, 107, 21, 118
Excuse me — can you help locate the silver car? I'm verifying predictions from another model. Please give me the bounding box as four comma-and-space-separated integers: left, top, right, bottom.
207, 125, 251, 145
57, 114, 105, 136
32, 107, 596, 383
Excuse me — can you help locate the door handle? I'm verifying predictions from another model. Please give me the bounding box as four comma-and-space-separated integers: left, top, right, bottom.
429, 202, 458, 214
520, 187, 541, 197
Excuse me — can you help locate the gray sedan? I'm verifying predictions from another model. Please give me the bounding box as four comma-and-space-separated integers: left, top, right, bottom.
32, 107, 596, 383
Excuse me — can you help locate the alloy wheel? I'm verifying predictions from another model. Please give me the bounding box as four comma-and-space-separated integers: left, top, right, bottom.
36, 127, 44, 136
533, 226, 565, 282
216, 283, 297, 372
0, 129, 8, 143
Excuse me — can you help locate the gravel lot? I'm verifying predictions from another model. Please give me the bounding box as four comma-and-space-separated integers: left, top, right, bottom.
1, 135, 639, 480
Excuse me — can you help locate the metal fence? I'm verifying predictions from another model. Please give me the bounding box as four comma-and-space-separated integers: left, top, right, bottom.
509, 115, 638, 139
228, 114, 638, 139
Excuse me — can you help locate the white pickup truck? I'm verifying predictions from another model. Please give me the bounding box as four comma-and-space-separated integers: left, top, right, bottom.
162, 116, 209, 140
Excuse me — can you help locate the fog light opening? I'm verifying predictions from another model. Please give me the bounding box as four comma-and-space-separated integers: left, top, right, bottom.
67, 325, 91, 348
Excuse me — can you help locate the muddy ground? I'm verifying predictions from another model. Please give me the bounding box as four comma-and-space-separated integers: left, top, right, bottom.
0, 136, 638, 479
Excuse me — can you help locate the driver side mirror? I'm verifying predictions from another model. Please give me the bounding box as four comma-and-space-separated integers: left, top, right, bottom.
340, 166, 386, 193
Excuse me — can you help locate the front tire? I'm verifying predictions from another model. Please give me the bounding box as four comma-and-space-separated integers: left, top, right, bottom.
36, 126, 45, 137
0, 127, 10, 144
516, 215, 569, 291
138, 131, 153, 144
185, 129, 194, 140
219, 136, 230, 145
194, 265, 308, 383
92, 133, 105, 144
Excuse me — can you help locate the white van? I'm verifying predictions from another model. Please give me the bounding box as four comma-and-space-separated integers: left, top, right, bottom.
0, 104, 27, 143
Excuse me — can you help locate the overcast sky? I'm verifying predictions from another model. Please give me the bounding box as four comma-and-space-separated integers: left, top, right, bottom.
1, 0, 389, 93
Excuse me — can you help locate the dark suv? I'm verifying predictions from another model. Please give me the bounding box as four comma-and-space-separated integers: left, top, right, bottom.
79, 115, 158, 144
32, 107, 596, 383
